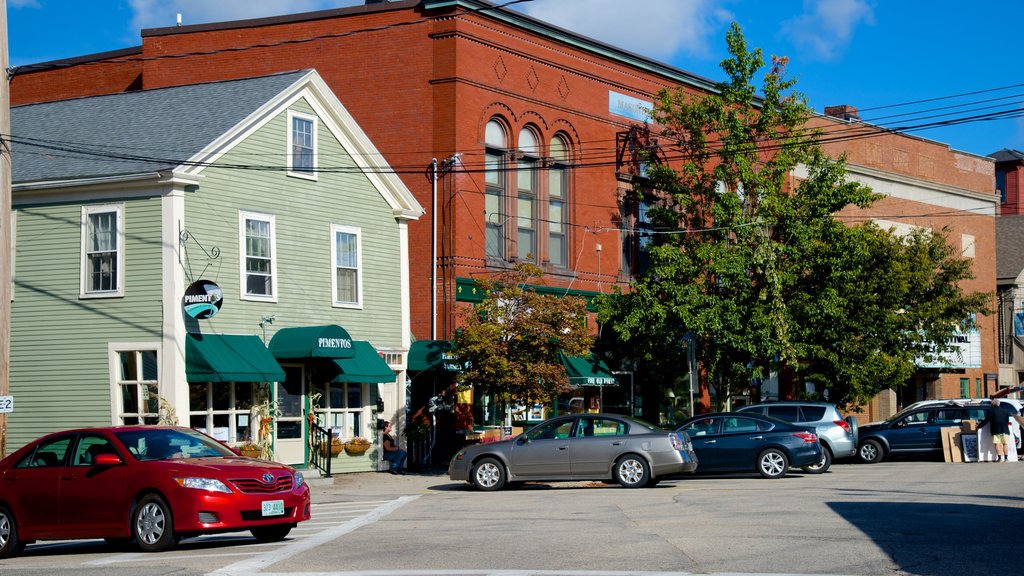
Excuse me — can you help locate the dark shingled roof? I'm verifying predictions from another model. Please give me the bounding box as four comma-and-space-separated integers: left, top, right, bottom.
11, 70, 311, 184
996, 215, 1024, 282
988, 149, 1024, 163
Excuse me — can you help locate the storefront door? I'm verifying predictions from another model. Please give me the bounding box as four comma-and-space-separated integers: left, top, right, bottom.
275, 365, 306, 465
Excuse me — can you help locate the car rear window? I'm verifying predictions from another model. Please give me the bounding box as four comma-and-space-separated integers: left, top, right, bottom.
767, 406, 801, 422
799, 406, 827, 421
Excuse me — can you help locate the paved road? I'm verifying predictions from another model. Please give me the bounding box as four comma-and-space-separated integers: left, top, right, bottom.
1, 460, 1022, 576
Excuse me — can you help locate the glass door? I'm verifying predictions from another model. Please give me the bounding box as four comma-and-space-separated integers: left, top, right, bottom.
275, 365, 306, 465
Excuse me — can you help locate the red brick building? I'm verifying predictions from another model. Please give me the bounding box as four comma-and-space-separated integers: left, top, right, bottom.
11, 0, 999, 427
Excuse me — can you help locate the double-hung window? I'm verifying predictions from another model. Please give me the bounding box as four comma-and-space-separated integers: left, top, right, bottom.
517, 127, 539, 261
239, 211, 277, 301
331, 224, 362, 307
484, 120, 507, 260
81, 204, 123, 297
287, 111, 317, 179
114, 348, 159, 425
547, 135, 569, 268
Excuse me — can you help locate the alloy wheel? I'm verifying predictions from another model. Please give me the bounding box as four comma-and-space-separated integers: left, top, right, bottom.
0, 512, 9, 549
618, 459, 644, 485
475, 461, 501, 488
761, 451, 786, 476
136, 501, 166, 545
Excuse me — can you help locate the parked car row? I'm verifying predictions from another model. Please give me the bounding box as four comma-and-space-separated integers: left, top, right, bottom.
449, 396, 1024, 492
448, 409, 828, 491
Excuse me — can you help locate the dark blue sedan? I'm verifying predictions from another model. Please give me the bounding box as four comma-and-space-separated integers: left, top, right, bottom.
674, 412, 824, 478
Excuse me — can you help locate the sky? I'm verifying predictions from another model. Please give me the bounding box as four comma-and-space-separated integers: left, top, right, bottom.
6, 0, 1024, 158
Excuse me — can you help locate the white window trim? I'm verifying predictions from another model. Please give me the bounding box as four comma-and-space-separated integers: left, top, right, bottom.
286, 110, 318, 181
330, 223, 363, 309
80, 204, 125, 298
108, 342, 160, 426
239, 210, 278, 302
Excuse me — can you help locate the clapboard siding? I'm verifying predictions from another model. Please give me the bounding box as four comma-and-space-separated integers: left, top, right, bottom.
9, 197, 163, 448
185, 98, 403, 346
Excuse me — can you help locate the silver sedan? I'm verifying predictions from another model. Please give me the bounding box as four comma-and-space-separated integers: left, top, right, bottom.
448, 413, 698, 491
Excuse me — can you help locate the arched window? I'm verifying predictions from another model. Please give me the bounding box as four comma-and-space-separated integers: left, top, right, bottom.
548, 135, 570, 268
484, 120, 507, 259
517, 127, 540, 261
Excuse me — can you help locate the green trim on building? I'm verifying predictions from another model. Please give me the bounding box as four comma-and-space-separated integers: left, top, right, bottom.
455, 277, 602, 312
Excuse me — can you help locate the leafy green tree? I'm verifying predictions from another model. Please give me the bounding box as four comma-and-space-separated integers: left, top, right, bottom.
454, 263, 594, 414
597, 24, 990, 409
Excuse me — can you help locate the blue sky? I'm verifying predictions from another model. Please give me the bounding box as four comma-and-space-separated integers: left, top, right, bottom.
8, 0, 1023, 158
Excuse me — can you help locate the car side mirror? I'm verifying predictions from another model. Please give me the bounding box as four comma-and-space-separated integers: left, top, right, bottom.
94, 453, 123, 466
517, 436, 530, 445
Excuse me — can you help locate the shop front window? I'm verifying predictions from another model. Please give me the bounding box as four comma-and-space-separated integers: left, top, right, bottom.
314, 382, 366, 439
188, 382, 256, 443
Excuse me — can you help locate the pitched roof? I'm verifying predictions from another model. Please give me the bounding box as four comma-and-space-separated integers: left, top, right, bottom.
996, 215, 1024, 282
988, 148, 1024, 163
11, 70, 311, 184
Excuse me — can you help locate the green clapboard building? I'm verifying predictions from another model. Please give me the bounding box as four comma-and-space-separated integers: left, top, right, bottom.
9, 70, 423, 471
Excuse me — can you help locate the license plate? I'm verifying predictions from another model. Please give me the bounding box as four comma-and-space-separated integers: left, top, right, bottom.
261, 500, 285, 517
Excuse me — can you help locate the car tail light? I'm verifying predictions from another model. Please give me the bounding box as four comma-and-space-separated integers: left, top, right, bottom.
793, 431, 818, 444
670, 433, 689, 451
834, 419, 852, 434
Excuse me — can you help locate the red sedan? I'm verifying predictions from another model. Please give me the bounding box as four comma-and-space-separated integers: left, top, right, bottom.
0, 426, 311, 557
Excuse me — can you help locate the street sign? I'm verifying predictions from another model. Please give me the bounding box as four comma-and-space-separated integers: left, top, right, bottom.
0, 395, 12, 413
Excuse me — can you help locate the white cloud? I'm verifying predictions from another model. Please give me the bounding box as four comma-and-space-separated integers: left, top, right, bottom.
518, 0, 733, 61
780, 0, 874, 61
127, 0, 363, 30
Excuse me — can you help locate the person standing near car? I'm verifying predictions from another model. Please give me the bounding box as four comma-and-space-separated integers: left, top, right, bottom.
381, 421, 408, 474
977, 399, 1024, 462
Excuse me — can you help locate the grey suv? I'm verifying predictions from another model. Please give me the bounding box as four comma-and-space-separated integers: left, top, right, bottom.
737, 401, 858, 472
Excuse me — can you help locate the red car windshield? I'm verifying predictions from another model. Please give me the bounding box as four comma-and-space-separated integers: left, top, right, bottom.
114, 428, 236, 461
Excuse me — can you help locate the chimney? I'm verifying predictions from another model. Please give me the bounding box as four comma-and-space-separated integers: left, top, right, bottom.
824, 105, 860, 121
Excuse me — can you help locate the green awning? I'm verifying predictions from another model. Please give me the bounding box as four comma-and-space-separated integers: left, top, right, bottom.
331, 341, 396, 383
186, 333, 286, 383
407, 340, 463, 372
268, 325, 357, 359
561, 353, 618, 387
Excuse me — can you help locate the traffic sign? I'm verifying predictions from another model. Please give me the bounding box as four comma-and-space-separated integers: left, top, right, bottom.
0, 395, 12, 413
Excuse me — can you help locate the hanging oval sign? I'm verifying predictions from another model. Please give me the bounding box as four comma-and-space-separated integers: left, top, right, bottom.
183, 280, 223, 319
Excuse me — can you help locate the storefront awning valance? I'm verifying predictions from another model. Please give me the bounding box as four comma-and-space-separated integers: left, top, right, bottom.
331, 341, 396, 383
407, 340, 464, 372
268, 325, 357, 359
186, 333, 286, 383
561, 353, 618, 387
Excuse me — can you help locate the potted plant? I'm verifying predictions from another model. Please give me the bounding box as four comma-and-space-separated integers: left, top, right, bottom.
239, 442, 263, 459
344, 437, 371, 456
319, 437, 345, 457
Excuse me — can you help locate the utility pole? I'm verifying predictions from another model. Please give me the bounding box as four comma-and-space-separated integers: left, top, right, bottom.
0, 0, 12, 458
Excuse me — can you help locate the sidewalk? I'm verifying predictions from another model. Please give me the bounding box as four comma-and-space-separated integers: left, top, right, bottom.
308, 467, 453, 501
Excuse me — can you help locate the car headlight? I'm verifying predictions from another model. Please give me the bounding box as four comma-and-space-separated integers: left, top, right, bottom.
174, 477, 232, 493
294, 471, 305, 488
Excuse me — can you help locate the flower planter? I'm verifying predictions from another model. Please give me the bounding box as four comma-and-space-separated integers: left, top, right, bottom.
240, 447, 262, 459
344, 442, 370, 456
319, 441, 344, 457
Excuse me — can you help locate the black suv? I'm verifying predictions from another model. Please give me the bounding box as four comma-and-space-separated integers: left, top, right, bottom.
856, 400, 990, 463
